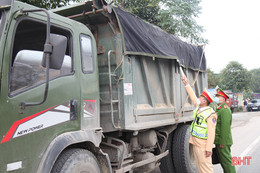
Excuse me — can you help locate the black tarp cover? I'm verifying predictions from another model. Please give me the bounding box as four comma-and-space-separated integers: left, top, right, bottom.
113, 7, 206, 71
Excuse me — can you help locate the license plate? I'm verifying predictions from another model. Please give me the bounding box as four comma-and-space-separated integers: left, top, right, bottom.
252, 107, 257, 109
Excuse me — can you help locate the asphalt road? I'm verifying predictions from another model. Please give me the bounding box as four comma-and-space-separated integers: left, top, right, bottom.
152, 111, 260, 173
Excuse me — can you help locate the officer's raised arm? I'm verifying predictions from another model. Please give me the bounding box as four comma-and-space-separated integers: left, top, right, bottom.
181, 75, 198, 107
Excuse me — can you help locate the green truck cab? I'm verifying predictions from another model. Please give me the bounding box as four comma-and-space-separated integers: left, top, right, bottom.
0, 0, 207, 172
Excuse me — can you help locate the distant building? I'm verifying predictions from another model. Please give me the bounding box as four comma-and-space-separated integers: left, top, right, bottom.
252, 93, 260, 99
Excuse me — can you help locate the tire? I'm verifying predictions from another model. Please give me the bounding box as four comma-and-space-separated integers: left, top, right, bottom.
159, 132, 175, 173
172, 125, 198, 173
51, 148, 101, 173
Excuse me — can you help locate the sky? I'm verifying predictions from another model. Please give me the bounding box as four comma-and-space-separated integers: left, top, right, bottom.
197, 0, 260, 73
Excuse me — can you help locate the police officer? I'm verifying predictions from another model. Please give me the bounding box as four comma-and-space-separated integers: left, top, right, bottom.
213, 88, 236, 173
182, 76, 217, 173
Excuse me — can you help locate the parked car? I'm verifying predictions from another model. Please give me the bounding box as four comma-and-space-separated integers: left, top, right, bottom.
247, 99, 260, 111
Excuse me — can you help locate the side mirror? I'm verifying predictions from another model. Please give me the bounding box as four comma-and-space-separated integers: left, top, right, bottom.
42, 33, 67, 70
19, 9, 67, 108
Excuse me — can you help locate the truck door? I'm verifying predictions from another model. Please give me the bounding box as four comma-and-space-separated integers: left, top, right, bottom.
79, 34, 100, 129
0, 11, 80, 173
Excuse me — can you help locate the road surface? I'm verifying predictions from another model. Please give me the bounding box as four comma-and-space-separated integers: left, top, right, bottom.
152, 111, 260, 173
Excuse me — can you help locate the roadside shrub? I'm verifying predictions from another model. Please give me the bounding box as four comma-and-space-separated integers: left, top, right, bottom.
234, 106, 243, 112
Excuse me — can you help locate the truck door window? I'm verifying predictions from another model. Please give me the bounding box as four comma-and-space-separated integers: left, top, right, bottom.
9, 19, 73, 96
0, 12, 3, 39
80, 35, 94, 73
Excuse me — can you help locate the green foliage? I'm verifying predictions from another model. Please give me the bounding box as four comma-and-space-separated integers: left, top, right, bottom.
234, 106, 243, 112
207, 68, 219, 88
243, 88, 253, 99
208, 64, 259, 95
250, 68, 260, 93
115, 0, 161, 25
159, 0, 207, 44
114, 0, 207, 44
19, 0, 80, 9
219, 61, 252, 92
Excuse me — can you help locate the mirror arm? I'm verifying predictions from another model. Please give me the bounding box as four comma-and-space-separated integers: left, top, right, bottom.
20, 54, 50, 109
20, 9, 52, 109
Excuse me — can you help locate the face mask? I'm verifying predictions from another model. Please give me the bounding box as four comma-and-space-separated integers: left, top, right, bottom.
214, 97, 220, 104
197, 98, 201, 106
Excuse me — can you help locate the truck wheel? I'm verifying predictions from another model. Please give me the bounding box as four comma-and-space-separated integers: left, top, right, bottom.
51, 148, 101, 173
159, 132, 175, 173
172, 125, 198, 173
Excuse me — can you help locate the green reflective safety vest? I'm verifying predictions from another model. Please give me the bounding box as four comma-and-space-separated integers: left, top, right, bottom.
190, 106, 215, 139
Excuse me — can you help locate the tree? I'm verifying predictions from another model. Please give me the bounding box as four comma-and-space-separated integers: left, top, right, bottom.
250, 68, 260, 93
219, 61, 252, 92
115, 0, 161, 25
243, 88, 253, 99
19, 0, 80, 9
159, 0, 207, 44
115, 0, 207, 44
19, 0, 207, 44
207, 68, 219, 88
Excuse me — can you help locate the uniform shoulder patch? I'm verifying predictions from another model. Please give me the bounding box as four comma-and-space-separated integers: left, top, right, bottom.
212, 117, 216, 124
218, 106, 222, 110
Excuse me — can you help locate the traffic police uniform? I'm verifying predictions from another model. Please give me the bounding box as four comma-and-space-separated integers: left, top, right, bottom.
185, 85, 217, 173
215, 88, 236, 173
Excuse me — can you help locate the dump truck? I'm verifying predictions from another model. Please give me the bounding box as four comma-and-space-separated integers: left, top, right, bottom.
0, 0, 208, 172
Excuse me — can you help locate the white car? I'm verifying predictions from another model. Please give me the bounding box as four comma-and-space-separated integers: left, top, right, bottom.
247, 99, 260, 111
